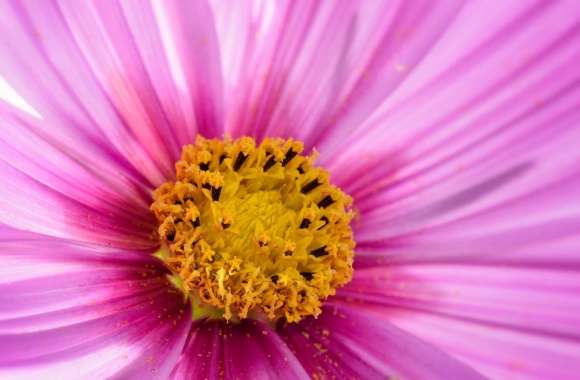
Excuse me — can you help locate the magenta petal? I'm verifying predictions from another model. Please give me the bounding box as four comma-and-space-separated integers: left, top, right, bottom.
0, 0, 224, 203
279, 305, 485, 379
388, 312, 580, 379
0, 226, 191, 379
172, 319, 308, 380
0, 0, 229, 247
326, 2, 580, 228
0, 147, 154, 248
338, 253, 580, 378
355, 173, 580, 266
211, 1, 461, 146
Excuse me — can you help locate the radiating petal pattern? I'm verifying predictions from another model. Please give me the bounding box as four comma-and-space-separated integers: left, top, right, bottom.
0, 225, 190, 379
171, 319, 308, 380
279, 305, 485, 379
1, 1, 579, 379
337, 173, 580, 378
307, 2, 580, 379
0, 102, 156, 248
0, 0, 224, 246
328, 1, 580, 226
209, 0, 463, 146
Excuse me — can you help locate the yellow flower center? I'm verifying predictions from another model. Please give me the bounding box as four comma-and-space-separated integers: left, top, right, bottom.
151, 136, 354, 323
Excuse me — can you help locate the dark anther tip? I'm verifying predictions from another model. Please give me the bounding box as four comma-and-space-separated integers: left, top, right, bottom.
233, 152, 248, 171
263, 155, 276, 171
271, 275, 279, 284
317, 195, 334, 208
221, 222, 231, 229
199, 162, 210, 171
317, 216, 329, 230
211, 186, 222, 201
310, 246, 328, 258
300, 272, 314, 281
301, 179, 321, 194
281, 149, 297, 167
191, 218, 201, 228
166, 231, 176, 242
299, 218, 311, 229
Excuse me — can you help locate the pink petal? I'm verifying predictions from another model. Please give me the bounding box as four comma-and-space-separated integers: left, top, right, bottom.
278, 305, 485, 379
171, 319, 308, 380
0, 0, 223, 183
325, 7, 580, 376
0, 226, 191, 379
0, 104, 155, 248
391, 312, 580, 380
209, 1, 461, 146
328, 1, 580, 221
355, 173, 580, 265
338, 232, 580, 379
0, 0, 223, 246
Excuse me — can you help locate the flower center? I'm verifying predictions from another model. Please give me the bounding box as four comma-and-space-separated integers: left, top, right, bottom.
151, 136, 354, 323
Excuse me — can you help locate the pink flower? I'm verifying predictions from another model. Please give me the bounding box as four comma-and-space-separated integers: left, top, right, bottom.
1, 1, 579, 379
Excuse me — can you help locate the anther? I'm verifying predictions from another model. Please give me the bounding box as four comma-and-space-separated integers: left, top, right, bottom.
233, 152, 248, 171
318, 216, 329, 230
263, 155, 276, 171
211, 186, 222, 201
281, 149, 297, 167
310, 246, 328, 258
200, 162, 210, 171
318, 195, 335, 208
300, 218, 311, 229
300, 272, 314, 281
301, 179, 321, 194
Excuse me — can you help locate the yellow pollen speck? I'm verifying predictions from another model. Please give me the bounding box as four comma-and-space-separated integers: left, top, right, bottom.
151, 136, 355, 323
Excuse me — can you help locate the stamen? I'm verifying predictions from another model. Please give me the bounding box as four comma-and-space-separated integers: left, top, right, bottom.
211, 186, 221, 201
301, 179, 321, 194
233, 152, 247, 171
263, 155, 277, 171
281, 149, 297, 166
318, 195, 335, 208
151, 136, 355, 323
318, 216, 330, 230
310, 246, 328, 258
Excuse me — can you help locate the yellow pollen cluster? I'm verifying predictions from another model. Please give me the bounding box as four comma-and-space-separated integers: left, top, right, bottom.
151, 136, 354, 323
